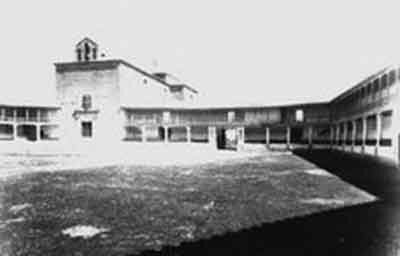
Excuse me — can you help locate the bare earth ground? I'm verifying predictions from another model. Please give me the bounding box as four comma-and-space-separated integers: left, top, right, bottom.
0, 151, 376, 256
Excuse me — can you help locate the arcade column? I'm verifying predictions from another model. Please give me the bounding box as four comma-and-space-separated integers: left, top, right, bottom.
36, 125, 41, 141
286, 126, 291, 150
351, 120, 357, 152
342, 122, 347, 151
375, 113, 382, 156
13, 124, 17, 140
208, 126, 217, 149
336, 124, 340, 147
164, 126, 169, 143
361, 117, 367, 154
141, 126, 147, 142
265, 127, 270, 149
186, 126, 191, 143
237, 126, 245, 151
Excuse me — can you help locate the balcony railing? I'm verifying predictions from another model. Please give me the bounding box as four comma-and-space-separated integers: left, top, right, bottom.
0, 115, 55, 123
0, 116, 15, 122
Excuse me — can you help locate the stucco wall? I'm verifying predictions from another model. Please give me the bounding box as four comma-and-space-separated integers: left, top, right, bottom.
119, 64, 169, 107
55, 64, 123, 145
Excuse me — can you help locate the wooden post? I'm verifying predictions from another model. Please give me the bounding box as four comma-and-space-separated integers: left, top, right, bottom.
26, 109, 29, 122
265, 127, 270, 149
330, 125, 335, 149
352, 120, 356, 152
164, 126, 169, 143
187, 126, 191, 143
36, 125, 40, 141
13, 124, 17, 140
362, 117, 367, 154
141, 126, 146, 142
286, 126, 291, 150
237, 126, 245, 151
376, 113, 381, 156
336, 124, 340, 147
308, 125, 313, 150
208, 126, 217, 149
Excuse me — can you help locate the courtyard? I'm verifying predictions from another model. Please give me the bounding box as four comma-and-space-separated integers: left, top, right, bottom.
0, 150, 375, 256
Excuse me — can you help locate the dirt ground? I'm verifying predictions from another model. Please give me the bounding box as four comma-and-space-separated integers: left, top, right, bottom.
0, 151, 375, 256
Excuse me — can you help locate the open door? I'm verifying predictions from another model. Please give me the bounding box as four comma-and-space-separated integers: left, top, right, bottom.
217, 128, 226, 149
225, 128, 238, 150
216, 127, 238, 150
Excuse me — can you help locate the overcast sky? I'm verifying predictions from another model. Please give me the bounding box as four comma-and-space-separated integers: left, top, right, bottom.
0, 0, 400, 106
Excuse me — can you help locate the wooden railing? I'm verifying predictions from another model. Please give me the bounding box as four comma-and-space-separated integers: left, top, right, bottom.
0, 115, 55, 123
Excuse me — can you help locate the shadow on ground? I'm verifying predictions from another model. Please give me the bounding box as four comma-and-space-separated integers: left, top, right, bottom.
137, 149, 400, 256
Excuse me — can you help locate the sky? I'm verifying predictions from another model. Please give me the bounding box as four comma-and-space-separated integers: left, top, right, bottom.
1, 0, 400, 106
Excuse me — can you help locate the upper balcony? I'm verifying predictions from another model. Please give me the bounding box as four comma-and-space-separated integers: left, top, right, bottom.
0, 107, 59, 123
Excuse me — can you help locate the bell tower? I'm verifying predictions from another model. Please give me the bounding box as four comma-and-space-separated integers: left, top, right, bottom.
56, 37, 123, 144
75, 37, 98, 62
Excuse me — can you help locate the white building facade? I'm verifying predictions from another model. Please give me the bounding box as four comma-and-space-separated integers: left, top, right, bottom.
0, 38, 400, 163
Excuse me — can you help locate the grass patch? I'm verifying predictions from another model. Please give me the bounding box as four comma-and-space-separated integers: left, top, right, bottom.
0, 153, 375, 255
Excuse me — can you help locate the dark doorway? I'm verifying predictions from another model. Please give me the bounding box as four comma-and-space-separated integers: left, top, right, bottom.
17, 125, 37, 141
0, 124, 14, 140
217, 128, 238, 150
81, 122, 93, 138
290, 127, 304, 144
216, 128, 226, 149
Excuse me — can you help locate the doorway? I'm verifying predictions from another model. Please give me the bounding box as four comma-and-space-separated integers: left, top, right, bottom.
217, 127, 238, 150
291, 127, 305, 144
81, 121, 93, 138
217, 128, 226, 149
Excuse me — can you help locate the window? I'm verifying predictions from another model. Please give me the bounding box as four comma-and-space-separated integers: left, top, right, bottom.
380, 111, 393, 146
81, 122, 92, 138
77, 48, 82, 61
124, 126, 142, 141
388, 70, 396, 86
40, 125, 59, 140
84, 43, 91, 61
40, 110, 51, 122
0, 124, 13, 140
228, 111, 235, 122
373, 78, 380, 93
381, 74, 388, 89
367, 83, 372, 95
82, 95, 92, 110
356, 90, 361, 101
92, 47, 97, 60
5, 108, 14, 120
295, 109, 304, 122
163, 111, 170, 123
